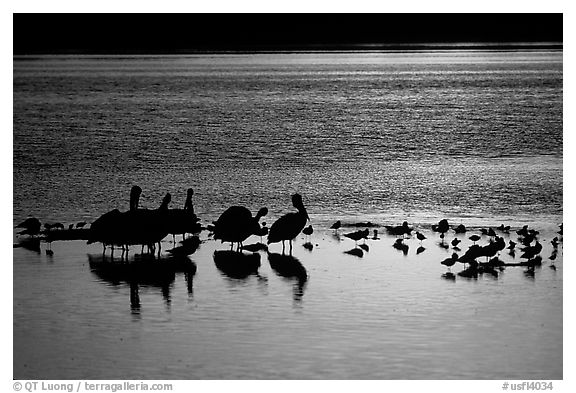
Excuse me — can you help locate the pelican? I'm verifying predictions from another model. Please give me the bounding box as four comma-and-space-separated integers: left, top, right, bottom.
268, 194, 309, 253
16, 217, 41, 236
166, 188, 201, 243
213, 206, 268, 250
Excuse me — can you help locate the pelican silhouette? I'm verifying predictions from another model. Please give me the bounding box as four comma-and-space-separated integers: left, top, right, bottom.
213, 206, 268, 250
268, 194, 309, 253
89, 187, 171, 257
16, 217, 41, 236
166, 188, 201, 243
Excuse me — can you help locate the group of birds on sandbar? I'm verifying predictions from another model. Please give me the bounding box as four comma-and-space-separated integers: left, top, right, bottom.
329, 218, 562, 280
15, 186, 313, 258
16, 188, 562, 282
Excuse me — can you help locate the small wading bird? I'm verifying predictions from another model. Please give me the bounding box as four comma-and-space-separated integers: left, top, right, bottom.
302, 225, 313, 242
432, 219, 450, 239
385, 221, 412, 238
330, 220, 341, 232
268, 194, 309, 253
344, 228, 369, 246
453, 224, 467, 234
416, 231, 427, 244
469, 234, 481, 244
441, 253, 459, 271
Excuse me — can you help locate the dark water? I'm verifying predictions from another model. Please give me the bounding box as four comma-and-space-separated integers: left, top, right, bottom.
13, 52, 563, 379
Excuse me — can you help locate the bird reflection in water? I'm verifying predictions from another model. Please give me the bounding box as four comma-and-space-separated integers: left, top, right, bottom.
88, 253, 197, 314
213, 250, 261, 280
267, 252, 308, 303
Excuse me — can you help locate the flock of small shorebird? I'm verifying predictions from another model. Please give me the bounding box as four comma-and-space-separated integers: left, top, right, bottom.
15, 186, 562, 279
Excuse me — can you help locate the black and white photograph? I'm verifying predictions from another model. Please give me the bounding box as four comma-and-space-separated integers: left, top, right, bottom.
10, 9, 566, 384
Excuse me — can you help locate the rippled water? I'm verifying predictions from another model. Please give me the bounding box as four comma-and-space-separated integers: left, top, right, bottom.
13, 51, 563, 379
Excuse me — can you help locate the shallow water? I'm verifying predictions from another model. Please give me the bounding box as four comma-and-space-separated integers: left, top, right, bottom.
13, 51, 563, 379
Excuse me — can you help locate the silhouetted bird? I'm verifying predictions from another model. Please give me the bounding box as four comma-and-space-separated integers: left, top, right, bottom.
416, 246, 426, 255
416, 231, 426, 244
166, 236, 201, 257
453, 224, 467, 234
385, 221, 412, 237
497, 224, 510, 233
166, 188, 201, 242
451, 238, 461, 248
520, 241, 542, 260
507, 240, 516, 250
432, 219, 449, 239
551, 237, 559, 248
76, 221, 87, 229
214, 206, 268, 250
344, 248, 364, 257
516, 225, 529, 237
88, 188, 172, 256
183, 188, 195, 214
393, 238, 409, 255
358, 243, 369, 252
16, 217, 41, 236
255, 222, 268, 243
441, 253, 459, 270
372, 229, 379, 240
344, 229, 369, 245
469, 235, 481, 244
302, 225, 313, 240
268, 194, 309, 253
330, 220, 341, 231
130, 185, 142, 211
487, 228, 496, 237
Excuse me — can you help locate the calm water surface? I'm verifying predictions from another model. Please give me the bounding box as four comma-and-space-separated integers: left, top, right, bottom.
13, 51, 562, 379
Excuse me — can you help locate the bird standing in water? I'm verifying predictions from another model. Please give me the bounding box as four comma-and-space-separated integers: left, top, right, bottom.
268, 194, 309, 254
416, 231, 427, 244
303, 225, 313, 242
213, 206, 268, 250
330, 220, 341, 232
